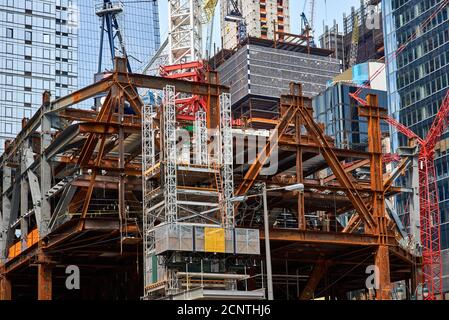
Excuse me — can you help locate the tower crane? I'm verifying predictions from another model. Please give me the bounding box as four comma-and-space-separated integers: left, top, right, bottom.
347, 0, 449, 299
384, 91, 449, 300
300, 0, 315, 46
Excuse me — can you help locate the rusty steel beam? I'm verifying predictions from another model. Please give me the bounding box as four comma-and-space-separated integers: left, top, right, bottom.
0, 273, 12, 300
261, 229, 394, 246
293, 84, 376, 231
299, 260, 328, 300
235, 103, 299, 196
360, 95, 392, 300
37, 262, 52, 300
122, 73, 228, 96
322, 159, 370, 184
49, 78, 112, 114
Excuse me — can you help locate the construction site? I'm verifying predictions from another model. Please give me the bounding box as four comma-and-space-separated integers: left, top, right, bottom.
0, 0, 448, 301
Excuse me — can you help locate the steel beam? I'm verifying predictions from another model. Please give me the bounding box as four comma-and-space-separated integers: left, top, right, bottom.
235, 102, 299, 196
299, 260, 328, 300
37, 261, 52, 300
359, 95, 391, 300
40, 108, 52, 237
0, 273, 12, 300
261, 229, 394, 246
0, 164, 12, 261
293, 85, 376, 231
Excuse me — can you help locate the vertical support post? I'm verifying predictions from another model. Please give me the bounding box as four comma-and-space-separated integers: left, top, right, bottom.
0, 272, 12, 300
20, 144, 29, 250
37, 262, 52, 300
409, 144, 421, 253
40, 91, 52, 237
294, 93, 305, 230
118, 93, 126, 234
220, 93, 234, 228
142, 101, 156, 295
262, 183, 274, 300
0, 164, 12, 262
359, 94, 391, 300
163, 85, 178, 225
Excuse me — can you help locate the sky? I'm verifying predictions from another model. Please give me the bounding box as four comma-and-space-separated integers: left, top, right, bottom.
157, 0, 362, 49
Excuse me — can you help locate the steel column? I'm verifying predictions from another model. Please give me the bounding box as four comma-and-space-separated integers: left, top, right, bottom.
40, 98, 52, 237
37, 262, 52, 300
359, 95, 391, 300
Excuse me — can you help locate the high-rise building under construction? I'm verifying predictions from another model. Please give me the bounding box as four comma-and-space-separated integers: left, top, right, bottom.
220, 0, 291, 50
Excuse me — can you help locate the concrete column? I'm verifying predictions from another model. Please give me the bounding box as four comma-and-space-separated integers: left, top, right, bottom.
38, 263, 52, 300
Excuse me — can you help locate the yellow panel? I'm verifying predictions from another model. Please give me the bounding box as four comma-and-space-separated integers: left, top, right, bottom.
204, 228, 225, 253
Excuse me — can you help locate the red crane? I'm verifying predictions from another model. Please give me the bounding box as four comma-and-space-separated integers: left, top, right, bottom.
384, 91, 449, 300
348, 0, 449, 300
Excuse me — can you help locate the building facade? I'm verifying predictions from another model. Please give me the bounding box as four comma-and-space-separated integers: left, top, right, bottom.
383, 0, 449, 294
313, 62, 388, 151
0, 0, 160, 150
320, 0, 383, 70
220, 0, 290, 50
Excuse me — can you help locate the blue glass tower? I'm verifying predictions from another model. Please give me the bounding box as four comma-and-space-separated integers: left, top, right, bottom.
77, 0, 161, 93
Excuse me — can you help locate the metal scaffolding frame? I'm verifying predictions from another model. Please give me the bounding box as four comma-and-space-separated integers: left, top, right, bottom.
168, 0, 203, 65
220, 93, 234, 229
194, 110, 208, 165
163, 85, 178, 226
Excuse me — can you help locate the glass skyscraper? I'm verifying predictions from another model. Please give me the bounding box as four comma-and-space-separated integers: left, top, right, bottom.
383, 0, 449, 295
77, 0, 160, 93
0, 0, 160, 149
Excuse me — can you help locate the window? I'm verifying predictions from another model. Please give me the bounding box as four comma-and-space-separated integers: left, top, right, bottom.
6, 13, 14, 22
43, 64, 51, 74
43, 33, 50, 43
6, 28, 13, 38
5, 91, 13, 101
25, 62, 32, 72
25, 31, 32, 42
5, 76, 13, 85
24, 78, 31, 88
24, 94, 32, 104
6, 0, 14, 7
5, 108, 12, 118
5, 123, 13, 134
43, 49, 50, 59
6, 43, 13, 54
43, 3, 51, 13
43, 80, 50, 90
6, 59, 13, 69
24, 109, 31, 118
25, 15, 32, 26
43, 18, 51, 29
25, 46, 32, 57
25, 0, 32, 10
